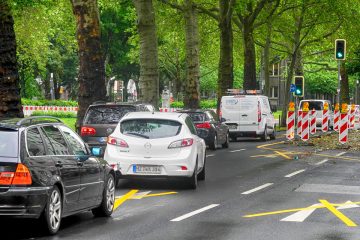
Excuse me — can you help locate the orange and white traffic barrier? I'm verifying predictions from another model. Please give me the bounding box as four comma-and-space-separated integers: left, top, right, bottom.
333, 103, 340, 132
22, 105, 79, 116
297, 110, 303, 137
159, 108, 178, 112
286, 102, 295, 140
339, 103, 349, 144
310, 109, 316, 135
301, 102, 309, 142
322, 102, 329, 132
349, 104, 356, 129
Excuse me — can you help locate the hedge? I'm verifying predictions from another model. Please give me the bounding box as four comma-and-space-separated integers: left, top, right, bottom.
170, 100, 217, 109
31, 111, 77, 118
22, 99, 78, 107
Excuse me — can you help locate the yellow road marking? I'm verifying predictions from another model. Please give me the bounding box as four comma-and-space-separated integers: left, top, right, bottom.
319, 199, 357, 227
143, 191, 178, 198
274, 151, 291, 160
113, 190, 138, 211
314, 153, 360, 161
257, 141, 285, 149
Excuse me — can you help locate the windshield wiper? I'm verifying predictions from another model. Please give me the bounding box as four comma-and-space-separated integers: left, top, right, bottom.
126, 132, 149, 139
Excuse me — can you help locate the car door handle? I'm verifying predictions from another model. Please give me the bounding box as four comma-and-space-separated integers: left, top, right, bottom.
55, 161, 63, 168
242, 114, 248, 117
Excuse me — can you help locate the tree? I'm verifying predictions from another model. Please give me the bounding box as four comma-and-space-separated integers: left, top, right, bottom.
70, 0, 106, 125
132, 0, 159, 107
0, 1, 23, 118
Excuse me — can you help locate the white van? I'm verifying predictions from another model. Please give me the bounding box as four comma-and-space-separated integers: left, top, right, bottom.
220, 95, 276, 141
299, 100, 333, 128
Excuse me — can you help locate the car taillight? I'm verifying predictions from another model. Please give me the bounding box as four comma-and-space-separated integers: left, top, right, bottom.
81, 127, 96, 136
168, 138, 194, 149
258, 101, 261, 123
107, 136, 129, 148
0, 163, 32, 186
196, 122, 211, 129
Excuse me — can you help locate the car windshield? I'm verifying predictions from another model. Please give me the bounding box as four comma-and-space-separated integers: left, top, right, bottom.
84, 105, 136, 124
120, 119, 182, 139
187, 112, 207, 123
0, 129, 18, 158
300, 101, 323, 110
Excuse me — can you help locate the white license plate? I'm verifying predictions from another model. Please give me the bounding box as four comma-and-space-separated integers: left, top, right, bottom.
228, 125, 237, 129
133, 165, 161, 174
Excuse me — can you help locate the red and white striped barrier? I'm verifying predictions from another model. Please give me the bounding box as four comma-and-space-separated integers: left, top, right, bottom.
322, 108, 329, 132
22, 106, 78, 116
286, 110, 295, 140
159, 108, 179, 112
297, 110, 303, 137
310, 109, 316, 135
301, 111, 309, 141
339, 112, 349, 144
334, 109, 340, 132
349, 107, 355, 129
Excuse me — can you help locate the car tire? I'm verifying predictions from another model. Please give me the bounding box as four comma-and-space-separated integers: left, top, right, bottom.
187, 161, 198, 189
222, 132, 230, 148
198, 156, 206, 181
92, 174, 115, 217
42, 186, 62, 235
261, 127, 268, 142
209, 135, 217, 150
270, 128, 276, 140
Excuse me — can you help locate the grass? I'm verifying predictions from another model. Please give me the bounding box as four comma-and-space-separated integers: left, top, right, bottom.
59, 118, 77, 131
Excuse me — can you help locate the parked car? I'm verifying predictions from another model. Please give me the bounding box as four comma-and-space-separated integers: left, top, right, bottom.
299, 100, 334, 129
104, 112, 206, 189
79, 102, 155, 157
0, 116, 115, 235
221, 94, 276, 141
177, 109, 229, 150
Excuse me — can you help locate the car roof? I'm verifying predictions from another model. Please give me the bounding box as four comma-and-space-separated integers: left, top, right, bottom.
178, 109, 212, 113
89, 102, 152, 107
0, 116, 64, 129
121, 112, 186, 122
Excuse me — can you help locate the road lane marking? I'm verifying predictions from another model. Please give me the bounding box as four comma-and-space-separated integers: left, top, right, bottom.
336, 152, 347, 157
206, 154, 215, 157
230, 149, 246, 153
337, 201, 360, 210
315, 159, 328, 165
129, 191, 152, 199
274, 151, 291, 160
280, 204, 321, 222
116, 191, 177, 199
314, 153, 359, 161
285, 169, 306, 178
113, 190, 138, 211
241, 183, 273, 195
319, 199, 357, 227
170, 204, 219, 222
143, 192, 177, 198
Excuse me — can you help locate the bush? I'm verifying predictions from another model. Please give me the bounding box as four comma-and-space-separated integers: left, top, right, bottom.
31, 111, 77, 118
22, 99, 78, 107
170, 100, 217, 109
170, 101, 184, 108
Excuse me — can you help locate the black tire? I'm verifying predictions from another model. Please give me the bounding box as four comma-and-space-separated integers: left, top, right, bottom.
42, 186, 62, 235
261, 127, 268, 142
222, 132, 230, 148
198, 155, 206, 181
92, 174, 115, 217
187, 161, 198, 189
209, 135, 217, 150
270, 128, 276, 140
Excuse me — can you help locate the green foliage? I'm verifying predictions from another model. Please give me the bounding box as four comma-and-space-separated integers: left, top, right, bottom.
170, 101, 184, 108
60, 118, 77, 131
305, 71, 337, 95
170, 100, 217, 109
31, 111, 77, 118
22, 99, 78, 107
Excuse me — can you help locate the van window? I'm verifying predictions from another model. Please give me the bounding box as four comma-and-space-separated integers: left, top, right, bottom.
84, 105, 136, 124
300, 101, 323, 111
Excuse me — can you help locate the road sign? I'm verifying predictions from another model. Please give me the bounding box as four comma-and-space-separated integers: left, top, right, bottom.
290, 84, 296, 93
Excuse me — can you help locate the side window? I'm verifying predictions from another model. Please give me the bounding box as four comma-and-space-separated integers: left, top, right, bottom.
26, 127, 46, 156
41, 125, 70, 155
262, 98, 270, 113
185, 117, 197, 135
58, 126, 88, 156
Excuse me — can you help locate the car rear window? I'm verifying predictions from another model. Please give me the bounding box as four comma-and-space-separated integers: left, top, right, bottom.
120, 119, 182, 139
187, 112, 208, 123
0, 129, 18, 158
84, 105, 136, 124
300, 101, 323, 110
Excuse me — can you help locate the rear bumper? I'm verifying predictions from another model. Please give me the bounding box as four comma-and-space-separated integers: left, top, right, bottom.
0, 186, 51, 218
229, 131, 260, 138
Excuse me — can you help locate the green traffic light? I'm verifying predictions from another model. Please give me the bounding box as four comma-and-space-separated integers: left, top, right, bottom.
337, 52, 343, 58
295, 89, 302, 95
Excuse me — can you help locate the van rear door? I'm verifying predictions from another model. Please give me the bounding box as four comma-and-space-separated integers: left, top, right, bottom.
221, 96, 258, 127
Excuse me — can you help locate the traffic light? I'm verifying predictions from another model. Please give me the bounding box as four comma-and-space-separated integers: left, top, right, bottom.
293, 76, 304, 97
335, 39, 346, 60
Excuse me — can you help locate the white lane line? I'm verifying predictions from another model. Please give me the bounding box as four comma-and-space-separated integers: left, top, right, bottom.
230, 149, 246, 153
284, 169, 306, 178
336, 152, 347, 157
315, 159, 328, 165
241, 183, 273, 195
281, 203, 321, 222
170, 204, 219, 222
206, 154, 215, 157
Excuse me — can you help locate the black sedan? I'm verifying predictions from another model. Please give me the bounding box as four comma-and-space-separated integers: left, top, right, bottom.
178, 109, 229, 150
0, 117, 115, 235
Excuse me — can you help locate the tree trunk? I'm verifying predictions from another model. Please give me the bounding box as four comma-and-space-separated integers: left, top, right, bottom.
0, 1, 23, 118
71, 0, 106, 125
133, 0, 159, 108
263, 21, 271, 97
183, 0, 200, 109
340, 62, 350, 104
243, 21, 257, 90
217, 0, 233, 114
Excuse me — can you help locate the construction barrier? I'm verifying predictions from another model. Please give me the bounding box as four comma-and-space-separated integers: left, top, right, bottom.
297, 110, 303, 137
349, 104, 355, 129
159, 108, 180, 112
322, 102, 329, 132
310, 109, 316, 135
22, 106, 78, 116
286, 102, 295, 140
301, 102, 309, 142
333, 103, 340, 132
339, 104, 349, 144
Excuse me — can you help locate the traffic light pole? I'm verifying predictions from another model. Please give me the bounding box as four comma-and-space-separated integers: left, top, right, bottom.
337, 60, 341, 104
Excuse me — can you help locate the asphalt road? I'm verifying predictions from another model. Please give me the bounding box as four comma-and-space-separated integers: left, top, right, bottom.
2, 134, 360, 240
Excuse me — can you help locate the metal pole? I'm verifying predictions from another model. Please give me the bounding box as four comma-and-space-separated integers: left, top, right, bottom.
337, 61, 341, 104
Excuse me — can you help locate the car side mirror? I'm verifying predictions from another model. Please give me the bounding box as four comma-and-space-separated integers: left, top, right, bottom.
220, 118, 226, 123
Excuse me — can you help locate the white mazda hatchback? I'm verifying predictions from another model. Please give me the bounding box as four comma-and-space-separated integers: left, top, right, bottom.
104, 112, 206, 189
